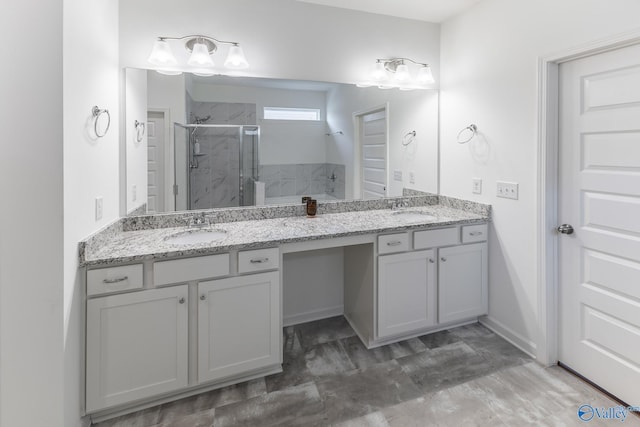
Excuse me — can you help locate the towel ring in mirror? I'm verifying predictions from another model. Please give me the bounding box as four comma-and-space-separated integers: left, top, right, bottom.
457, 124, 477, 144
134, 120, 146, 142
402, 130, 416, 146
92, 106, 111, 138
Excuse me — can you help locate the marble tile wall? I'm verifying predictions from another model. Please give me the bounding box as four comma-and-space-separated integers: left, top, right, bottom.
260, 163, 346, 199
186, 101, 257, 209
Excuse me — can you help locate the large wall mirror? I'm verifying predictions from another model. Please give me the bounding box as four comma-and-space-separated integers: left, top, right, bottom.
125, 69, 439, 214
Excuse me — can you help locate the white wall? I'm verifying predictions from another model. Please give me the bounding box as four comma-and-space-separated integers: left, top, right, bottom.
0, 1, 64, 426
440, 0, 640, 358
63, 0, 120, 426
119, 0, 440, 96
326, 85, 439, 199
125, 69, 148, 214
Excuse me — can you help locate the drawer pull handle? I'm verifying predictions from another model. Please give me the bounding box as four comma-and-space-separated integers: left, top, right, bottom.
469, 231, 483, 236
387, 241, 403, 247
429, 259, 435, 263
103, 276, 128, 284
250, 257, 269, 264
441, 257, 447, 262
179, 298, 185, 304
200, 295, 206, 301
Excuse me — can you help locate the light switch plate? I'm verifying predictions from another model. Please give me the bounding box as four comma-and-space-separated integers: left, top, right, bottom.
95, 197, 103, 220
409, 171, 415, 184
497, 181, 518, 200
472, 178, 482, 194
393, 170, 402, 181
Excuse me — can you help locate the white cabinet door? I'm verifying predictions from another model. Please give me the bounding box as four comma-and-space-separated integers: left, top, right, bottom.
438, 243, 488, 323
198, 271, 281, 383
86, 286, 188, 412
377, 249, 437, 338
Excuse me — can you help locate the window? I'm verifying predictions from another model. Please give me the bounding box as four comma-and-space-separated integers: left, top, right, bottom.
263, 107, 321, 121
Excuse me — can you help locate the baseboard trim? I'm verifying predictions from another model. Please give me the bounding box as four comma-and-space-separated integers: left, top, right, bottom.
480, 315, 537, 358
283, 305, 343, 327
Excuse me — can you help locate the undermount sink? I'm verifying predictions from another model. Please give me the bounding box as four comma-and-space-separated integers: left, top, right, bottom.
390, 210, 437, 222
164, 228, 227, 245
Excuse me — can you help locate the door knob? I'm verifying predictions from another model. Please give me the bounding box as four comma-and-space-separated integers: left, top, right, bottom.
557, 224, 574, 235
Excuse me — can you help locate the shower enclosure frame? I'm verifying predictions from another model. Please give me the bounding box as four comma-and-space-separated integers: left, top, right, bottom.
174, 123, 260, 210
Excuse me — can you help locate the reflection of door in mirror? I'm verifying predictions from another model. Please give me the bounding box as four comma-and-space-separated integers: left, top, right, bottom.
146, 112, 165, 213
356, 107, 388, 199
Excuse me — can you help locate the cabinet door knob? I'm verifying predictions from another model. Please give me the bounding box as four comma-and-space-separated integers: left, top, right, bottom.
441, 257, 447, 262
200, 295, 206, 301
429, 258, 435, 263
179, 298, 185, 304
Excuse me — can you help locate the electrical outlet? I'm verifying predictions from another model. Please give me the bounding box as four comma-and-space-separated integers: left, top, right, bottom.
393, 170, 403, 181
409, 171, 415, 184
132, 184, 137, 202
95, 197, 103, 220
497, 181, 519, 200
472, 178, 482, 194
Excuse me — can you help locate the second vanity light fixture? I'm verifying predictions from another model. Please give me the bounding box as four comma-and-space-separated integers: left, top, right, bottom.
147, 34, 249, 76
358, 58, 435, 90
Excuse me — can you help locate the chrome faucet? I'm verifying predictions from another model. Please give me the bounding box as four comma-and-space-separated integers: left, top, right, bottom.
187, 215, 211, 228
390, 199, 409, 211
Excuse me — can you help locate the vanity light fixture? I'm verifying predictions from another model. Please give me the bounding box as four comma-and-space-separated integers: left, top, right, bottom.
147, 34, 249, 76
357, 58, 435, 90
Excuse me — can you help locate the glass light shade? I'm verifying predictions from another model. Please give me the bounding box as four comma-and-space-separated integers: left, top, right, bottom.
148, 40, 177, 66
371, 62, 388, 82
417, 65, 435, 84
156, 69, 183, 76
192, 69, 216, 77
394, 64, 410, 82
224, 45, 249, 69
188, 42, 215, 67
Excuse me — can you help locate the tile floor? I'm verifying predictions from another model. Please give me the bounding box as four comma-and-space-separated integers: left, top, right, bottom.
94, 317, 640, 427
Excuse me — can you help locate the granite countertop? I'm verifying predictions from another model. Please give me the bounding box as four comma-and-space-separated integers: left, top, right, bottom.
81, 205, 488, 267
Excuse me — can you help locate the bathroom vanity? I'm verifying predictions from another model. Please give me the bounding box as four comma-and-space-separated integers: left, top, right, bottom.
79, 194, 490, 422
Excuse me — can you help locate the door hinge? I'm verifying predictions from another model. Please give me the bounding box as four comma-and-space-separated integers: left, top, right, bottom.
173, 184, 179, 195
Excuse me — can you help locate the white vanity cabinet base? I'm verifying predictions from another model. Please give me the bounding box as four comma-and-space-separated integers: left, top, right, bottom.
377, 249, 437, 338
86, 285, 189, 412
438, 242, 488, 323
198, 271, 281, 383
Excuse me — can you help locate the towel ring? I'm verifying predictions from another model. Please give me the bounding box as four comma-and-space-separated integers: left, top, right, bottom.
457, 124, 477, 144
134, 120, 146, 142
402, 130, 417, 146
92, 106, 111, 138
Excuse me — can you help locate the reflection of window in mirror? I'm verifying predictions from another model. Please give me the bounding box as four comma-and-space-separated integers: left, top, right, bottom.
263, 107, 321, 121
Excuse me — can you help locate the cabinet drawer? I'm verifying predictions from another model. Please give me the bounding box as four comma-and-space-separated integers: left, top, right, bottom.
87, 264, 143, 296
238, 248, 280, 273
461, 224, 488, 243
378, 233, 410, 254
154, 254, 230, 286
414, 227, 458, 249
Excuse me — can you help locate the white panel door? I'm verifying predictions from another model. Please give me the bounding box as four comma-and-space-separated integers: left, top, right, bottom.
438, 243, 488, 323
198, 271, 281, 383
377, 249, 436, 338
360, 109, 387, 199
147, 112, 165, 213
559, 43, 640, 406
86, 286, 188, 412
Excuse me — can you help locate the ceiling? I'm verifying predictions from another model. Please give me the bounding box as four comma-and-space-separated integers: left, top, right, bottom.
296, 0, 482, 23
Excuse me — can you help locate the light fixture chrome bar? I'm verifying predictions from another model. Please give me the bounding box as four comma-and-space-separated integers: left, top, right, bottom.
157, 35, 240, 47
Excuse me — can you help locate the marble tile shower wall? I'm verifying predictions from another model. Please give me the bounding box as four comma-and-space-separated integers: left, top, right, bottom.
260, 163, 346, 199
190, 128, 241, 209
187, 100, 257, 209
